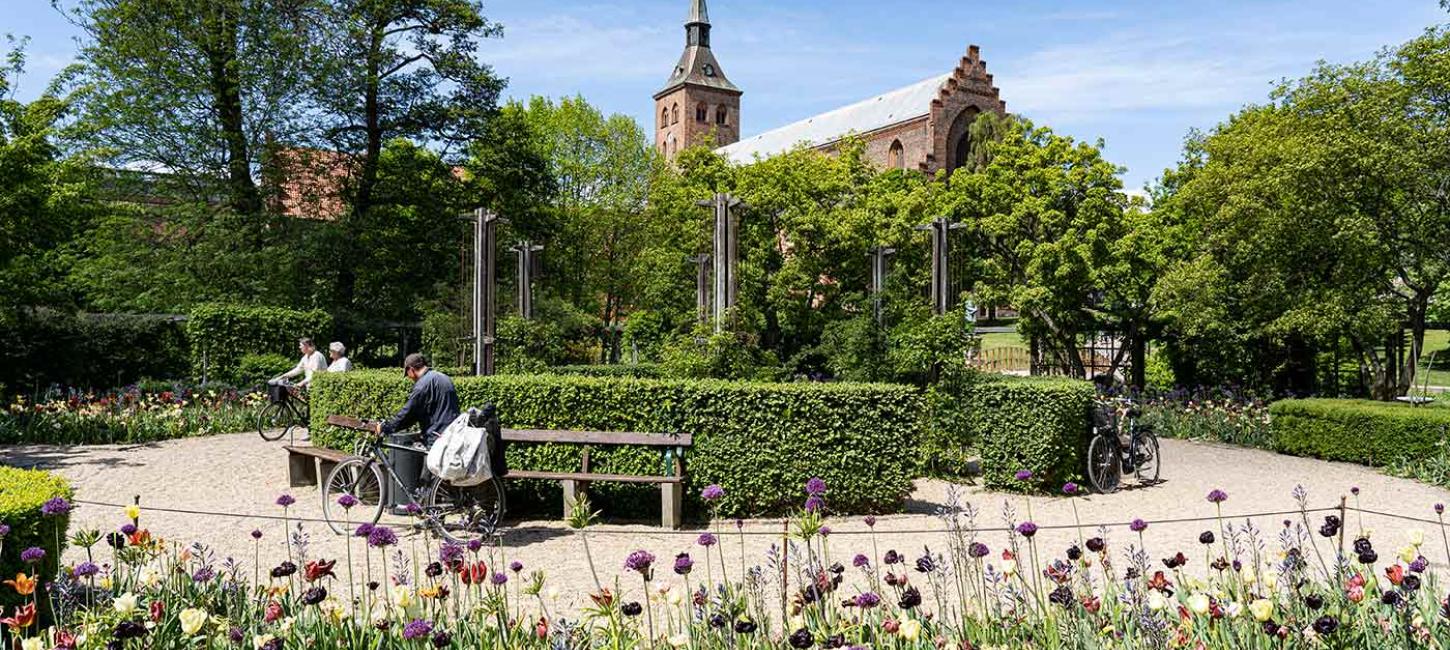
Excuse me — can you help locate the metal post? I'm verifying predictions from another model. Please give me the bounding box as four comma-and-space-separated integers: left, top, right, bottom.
867, 246, 895, 327
687, 254, 712, 325
468, 208, 503, 376
511, 241, 544, 319
699, 193, 743, 332
914, 217, 966, 315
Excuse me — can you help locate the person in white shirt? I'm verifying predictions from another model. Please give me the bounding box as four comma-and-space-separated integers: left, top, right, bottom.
327, 341, 353, 373
274, 337, 328, 388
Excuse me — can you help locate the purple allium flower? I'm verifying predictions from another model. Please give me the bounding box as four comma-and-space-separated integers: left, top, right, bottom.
276, 494, 296, 508
467, 539, 484, 553
20, 547, 44, 563
701, 485, 725, 501
439, 543, 464, 566
853, 592, 881, 608
192, 566, 216, 583
1016, 522, 1039, 538
624, 550, 656, 574
804, 496, 825, 513
1129, 519, 1148, 533
1351, 486, 1360, 496
354, 523, 375, 538
968, 542, 989, 558
0, 523, 10, 538
853, 554, 870, 568
1206, 489, 1228, 504
673, 553, 694, 575
1015, 470, 1033, 481
404, 503, 422, 515
820, 526, 832, 537
1062, 482, 1079, 495
489, 572, 508, 586
74, 561, 100, 578
1437, 504, 1445, 516
250, 529, 262, 540
120, 523, 137, 536
431, 631, 451, 648
864, 515, 877, 528
337, 494, 359, 509
805, 477, 827, 496
228, 627, 244, 644
41, 497, 72, 517
509, 560, 523, 573
367, 526, 398, 548
402, 619, 434, 640
697, 533, 717, 547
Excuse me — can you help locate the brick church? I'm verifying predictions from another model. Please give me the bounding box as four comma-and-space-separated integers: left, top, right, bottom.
654, 0, 1007, 175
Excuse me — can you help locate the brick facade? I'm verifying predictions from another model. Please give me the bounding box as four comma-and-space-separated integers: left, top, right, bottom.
654, 85, 741, 155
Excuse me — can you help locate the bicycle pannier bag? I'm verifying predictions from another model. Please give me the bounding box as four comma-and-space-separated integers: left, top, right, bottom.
426, 408, 495, 486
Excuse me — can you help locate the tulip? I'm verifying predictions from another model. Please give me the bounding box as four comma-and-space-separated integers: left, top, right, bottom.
180, 608, 208, 635
113, 593, 138, 616
1248, 599, 1273, 622
1187, 593, 1211, 615
898, 619, 922, 640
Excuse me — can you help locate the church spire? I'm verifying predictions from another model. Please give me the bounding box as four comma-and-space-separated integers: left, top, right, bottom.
686, 0, 711, 48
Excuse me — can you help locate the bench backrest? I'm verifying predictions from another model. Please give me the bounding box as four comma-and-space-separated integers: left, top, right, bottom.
501, 428, 692, 447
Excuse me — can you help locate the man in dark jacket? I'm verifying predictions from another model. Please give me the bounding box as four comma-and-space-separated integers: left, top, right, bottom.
374, 353, 460, 445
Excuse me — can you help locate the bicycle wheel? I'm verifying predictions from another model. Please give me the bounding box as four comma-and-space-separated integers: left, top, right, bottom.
1086, 434, 1121, 494
322, 458, 385, 535
257, 403, 289, 442
426, 477, 506, 544
1132, 433, 1162, 485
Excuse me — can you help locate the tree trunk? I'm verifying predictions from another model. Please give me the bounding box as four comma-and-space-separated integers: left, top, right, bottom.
203, 4, 260, 215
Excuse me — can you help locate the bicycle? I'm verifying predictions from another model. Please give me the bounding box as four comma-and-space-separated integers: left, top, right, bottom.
258, 380, 309, 442
320, 415, 505, 544
1086, 397, 1161, 493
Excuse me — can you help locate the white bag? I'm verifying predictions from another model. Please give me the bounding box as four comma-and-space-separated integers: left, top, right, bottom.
426, 409, 494, 486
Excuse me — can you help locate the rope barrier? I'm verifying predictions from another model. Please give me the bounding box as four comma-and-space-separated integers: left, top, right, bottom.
70, 497, 1346, 538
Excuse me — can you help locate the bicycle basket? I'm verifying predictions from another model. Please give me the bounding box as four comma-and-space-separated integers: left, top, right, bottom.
267, 383, 289, 404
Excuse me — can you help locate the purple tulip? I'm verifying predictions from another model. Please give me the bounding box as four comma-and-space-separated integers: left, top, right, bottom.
276, 494, 296, 508
509, 560, 523, 573
1016, 522, 1039, 538
251, 529, 263, 540
673, 553, 694, 575
852, 554, 870, 568
864, 515, 877, 528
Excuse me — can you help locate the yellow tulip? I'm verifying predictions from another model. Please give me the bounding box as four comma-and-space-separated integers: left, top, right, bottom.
1249, 599, 1273, 622
1187, 593, 1210, 615
898, 619, 922, 641
1001, 559, 1017, 576
1400, 545, 1419, 563
1146, 591, 1167, 611
1408, 529, 1424, 547
252, 635, 275, 650
113, 593, 138, 616
21, 638, 42, 650
179, 608, 207, 635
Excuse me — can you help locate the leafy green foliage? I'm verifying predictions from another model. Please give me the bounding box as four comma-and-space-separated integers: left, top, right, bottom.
0, 310, 189, 395
0, 466, 72, 610
185, 304, 332, 383
546, 364, 663, 379
1270, 398, 1450, 466
309, 371, 923, 516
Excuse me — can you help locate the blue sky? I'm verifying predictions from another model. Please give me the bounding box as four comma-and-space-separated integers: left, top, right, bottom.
9, 0, 1446, 190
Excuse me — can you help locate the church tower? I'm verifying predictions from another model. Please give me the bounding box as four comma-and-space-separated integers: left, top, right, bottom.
654, 0, 741, 160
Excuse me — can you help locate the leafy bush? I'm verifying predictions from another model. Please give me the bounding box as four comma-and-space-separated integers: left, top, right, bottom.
236, 353, 294, 388
0, 466, 72, 612
925, 373, 1093, 491
0, 385, 264, 445
546, 364, 663, 379
658, 322, 781, 381
887, 311, 976, 385
186, 304, 332, 384
0, 309, 189, 396
1270, 398, 1450, 466
310, 371, 920, 517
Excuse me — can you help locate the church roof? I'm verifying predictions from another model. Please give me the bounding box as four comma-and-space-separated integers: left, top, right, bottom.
716, 73, 951, 164
654, 0, 739, 98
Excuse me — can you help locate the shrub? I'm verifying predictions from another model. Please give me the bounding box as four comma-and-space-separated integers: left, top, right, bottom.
1270, 398, 1450, 466
0, 466, 72, 612
236, 353, 294, 388
546, 364, 663, 379
186, 304, 332, 384
658, 322, 780, 381
925, 373, 1093, 491
0, 309, 189, 396
310, 371, 921, 517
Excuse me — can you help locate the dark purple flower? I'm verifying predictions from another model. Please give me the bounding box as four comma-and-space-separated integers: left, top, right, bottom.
404, 503, 422, 515
697, 533, 717, 547
853, 592, 881, 608
489, 572, 508, 586
250, 529, 263, 540
1350, 486, 1360, 496
968, 542, 989, 558
509, 560, 523, 573
120, 523, 137, 536
367, 526, 398, 548
276, 494, 296, 508
1206, 489, 1228, 504
302, 586, 327, 605
1016, 522, 1039, 538
1062, 483, 1079, 495
883, 549, 901, 564
804, 496, 825, 513
820, 526, 832, 537
228, 627, 244, 644
74, 561, 100, 578
439, 543, 464, 566
1015, 470, 1033, 481
337, 494, 359, 509
467, 539, 484, 553
1411, 556, 1429, 573
402, 619, 434, 640
354, 523, 375, 538
805, 477, 827, 496
1130, 519, 1148, 533
1438, 504, 1445, 516
0, 523, 10, 538
41, 497, 72, 517
864, 515, 877, 527
192, 566, 216, 582
621, 601, 643, 617
673, 553, 693, 575
624, 550, 655, 574
431, 631, 452, 648
701, 485, 724, 501
20, 547, 45, 563
852, 554, 869, 568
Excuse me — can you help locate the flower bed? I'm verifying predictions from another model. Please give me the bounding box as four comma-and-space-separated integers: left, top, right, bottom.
1138, 388, 1272, 448
5, 479, 1449, 649
0, 384, 264, 445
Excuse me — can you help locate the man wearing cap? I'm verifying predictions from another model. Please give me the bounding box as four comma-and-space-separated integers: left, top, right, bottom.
327, 342, 353, 373
374, 353, 460, 445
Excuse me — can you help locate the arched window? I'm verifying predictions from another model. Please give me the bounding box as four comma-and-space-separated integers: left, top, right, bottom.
660, 108, 668, 129
888, 139, 905, 169
671, 103, 679, 125
668, 133, 677, 156
696, 102, 707, 122
716, 105, 728, 126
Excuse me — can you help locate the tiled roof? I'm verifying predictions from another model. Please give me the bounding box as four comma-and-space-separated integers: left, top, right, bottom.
716, 74, 950, 164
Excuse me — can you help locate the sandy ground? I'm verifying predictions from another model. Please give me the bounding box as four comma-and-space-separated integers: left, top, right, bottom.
5, 432, 1450, 615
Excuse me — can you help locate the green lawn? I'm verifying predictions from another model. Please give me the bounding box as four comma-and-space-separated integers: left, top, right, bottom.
978, 330, 1025, 349
1424, 329, 1450, 388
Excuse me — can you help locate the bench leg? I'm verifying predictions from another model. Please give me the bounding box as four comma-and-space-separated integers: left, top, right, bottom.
288, 452, 318, 487
661, 483, 683, 529
562, 480, 588, 516
316, 459, 338, 490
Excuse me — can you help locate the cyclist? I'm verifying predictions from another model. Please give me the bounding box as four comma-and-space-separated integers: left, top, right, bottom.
327, 341, 354, 373
273, 337, 328, 389
372, 353, 459, 446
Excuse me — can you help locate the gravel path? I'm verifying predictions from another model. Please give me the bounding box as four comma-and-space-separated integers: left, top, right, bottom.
5, 433, 1450, 613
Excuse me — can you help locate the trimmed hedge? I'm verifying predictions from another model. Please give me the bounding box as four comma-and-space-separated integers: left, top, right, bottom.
546, 364, 663, 379
926, 374, 1094, 491
1270, 399, 1450, 466
0, 309, 189, 395
310, 371, 922, 517
0, 467, 72, 613
187, 304, 333, 384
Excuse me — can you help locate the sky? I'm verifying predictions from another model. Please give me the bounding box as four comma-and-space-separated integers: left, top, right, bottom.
8, 0, 1446, 190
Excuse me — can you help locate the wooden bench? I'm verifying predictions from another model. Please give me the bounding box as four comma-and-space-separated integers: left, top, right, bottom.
302, 415, 694, 528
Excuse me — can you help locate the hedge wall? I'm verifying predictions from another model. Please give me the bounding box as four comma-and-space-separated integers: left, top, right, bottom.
546, 364, 664, 379
926, 374, 1094, 491
0, 309, 189, 395
0, 467, 72, 614
1270, 399, 1450, 466
310, 371, 922, 517
187, 304, 333, 384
